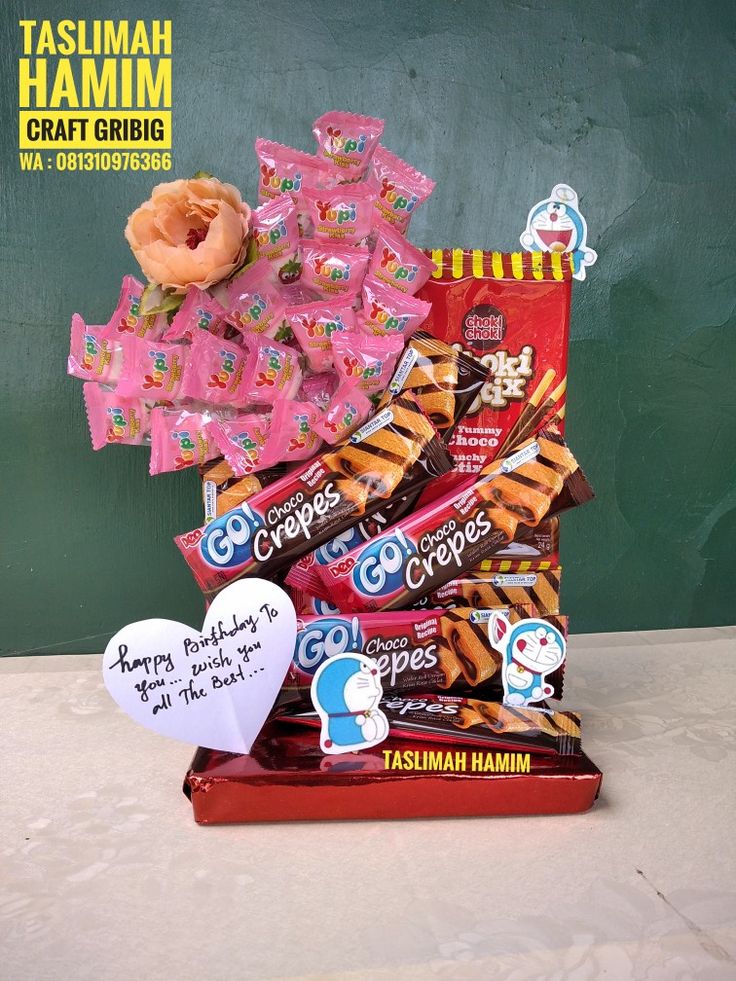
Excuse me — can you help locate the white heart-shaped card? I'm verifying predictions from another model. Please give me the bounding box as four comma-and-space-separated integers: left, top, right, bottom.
103, 580, 296, 754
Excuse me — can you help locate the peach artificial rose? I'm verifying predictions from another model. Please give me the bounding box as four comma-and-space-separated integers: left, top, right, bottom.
124, 177, 251, 293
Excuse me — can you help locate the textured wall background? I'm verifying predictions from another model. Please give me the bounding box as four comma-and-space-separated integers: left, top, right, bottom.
1, 0, 734, 654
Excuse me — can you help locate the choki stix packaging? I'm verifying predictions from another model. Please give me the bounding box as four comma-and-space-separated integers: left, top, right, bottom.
105, 274, 169, 340
239, 334, 303, 405
318, 428, 593, 612
68, 315, 125, 383
312, 381, 372, 445
175, 394, 454, 597
260, 399, 323, 466
367, 221, 437, 295
161, 288, 228, 342
286, 298, 356, 372
300, 240, 370, 301
302, 184, 376, 246
312, 110, 384, 180
357, 276, 432, 339
417, 249, 573, 472
283, 693, 581, 756
252, 195, 300, 277
224, 258, 290, 338
83, 382, 151, 451
115, 336, 188, 401
280, 606, 567, 706
332, 331, 404, 397
209, 413, 271, 477
149, 407, 219, 476
180, 330, 250, 407
367, 146, 435, 235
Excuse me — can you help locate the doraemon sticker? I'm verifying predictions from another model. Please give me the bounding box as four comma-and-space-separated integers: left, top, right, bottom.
310, 653, 389, 754
520, 184, 597, 281
488, 612, 566, 708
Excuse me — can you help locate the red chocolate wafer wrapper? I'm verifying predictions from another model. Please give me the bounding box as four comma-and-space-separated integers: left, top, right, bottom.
412, 565, 562, 615
279, 606, 566, 708
281, 693, 581, 756
175, 395, 454, 597
318, 428, 593, 612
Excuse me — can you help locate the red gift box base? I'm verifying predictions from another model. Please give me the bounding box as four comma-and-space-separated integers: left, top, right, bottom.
183, 724, 602, 824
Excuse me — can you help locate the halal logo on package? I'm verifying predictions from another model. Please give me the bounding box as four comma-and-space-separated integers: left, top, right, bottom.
462, 304, 505, 352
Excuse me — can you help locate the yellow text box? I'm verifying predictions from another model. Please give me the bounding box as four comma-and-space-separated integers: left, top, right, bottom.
19, 110, 171, 149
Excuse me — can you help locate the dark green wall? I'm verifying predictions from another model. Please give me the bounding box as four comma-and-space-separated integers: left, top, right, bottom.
2, 0, 734, 654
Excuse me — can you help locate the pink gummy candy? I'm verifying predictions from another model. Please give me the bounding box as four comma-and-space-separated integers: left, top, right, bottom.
67, 315, 124, 384
298, 372, 338, 410
367, 220, 437, 295
225, 258, 290, 340
252, 195, 301, 275
239, 334, 303, 406
149, 407, 219, 475
179, 330, 251, 407
209, 413, 271, 477
331, 331, 404, 397
299, 240, 370, 302
260, 399, 323, 465
286, 298, 357, 372
114, 335, 188, 400
105, 275, 169, 340
357, 275, 432, 339
302, 183, 376, 247
83, 383, 151, 451
366, 146, 435, 235
161, 288, 228, 342
312, 111, 384, 180
254, 138, 332, 237
313, 381, 373, 445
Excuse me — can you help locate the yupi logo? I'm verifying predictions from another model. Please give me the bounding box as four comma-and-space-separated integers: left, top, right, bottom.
171, 429, 198, 470
82, 332, 101, 370
117, 293, 141, 333
299, 313, 346, 339
380, 247, 417, 283
313, 256, 350, 282
257, 220, 288, 247
379, 179, 418, 214
231, 430, 260, 465
196, 307, 214, 330
288, 412, 310, 452
295, 616, 364, 673
342, 356, 382, 381
105, 405, 128, 443
143, 349, 171, 390
255, 345, 284, 388
325, 126, 367, 157
325, 403, 358, 436
235, 293, 267, 327
200, 504, 263, 569
208, 349, 239, 390
351, 531, 413, 597
369, 300, 409, 334
316, 199, 357, 225
260, 163, 302, 195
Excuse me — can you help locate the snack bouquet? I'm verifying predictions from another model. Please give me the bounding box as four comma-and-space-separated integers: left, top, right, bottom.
74, 111, 601, 822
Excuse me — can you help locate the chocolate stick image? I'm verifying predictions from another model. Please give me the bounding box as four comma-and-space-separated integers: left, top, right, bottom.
496, 373, 566, 459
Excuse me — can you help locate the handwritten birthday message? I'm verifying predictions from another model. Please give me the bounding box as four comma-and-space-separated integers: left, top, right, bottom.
102, 580, 297, 753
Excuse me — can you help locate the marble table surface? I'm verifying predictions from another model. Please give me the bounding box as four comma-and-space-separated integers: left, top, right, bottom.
2, 626, 735, 980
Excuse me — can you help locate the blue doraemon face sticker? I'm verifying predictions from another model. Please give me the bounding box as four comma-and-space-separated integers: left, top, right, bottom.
488, 612, 566, 707
310, 653, 389, 754
520, 184, 597, 281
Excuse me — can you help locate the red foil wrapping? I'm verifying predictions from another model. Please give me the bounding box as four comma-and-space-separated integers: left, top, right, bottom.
183, 724, 602, 823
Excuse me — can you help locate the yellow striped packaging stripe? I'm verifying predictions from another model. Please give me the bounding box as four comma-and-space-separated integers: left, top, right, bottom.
452, 248, 464, 278
551, 252, 564, 281
471, 249, 485, 278
532, 252, 545, 281
491, 251, 505, 278
430, 249, 444, 278
510, 252, 525, 279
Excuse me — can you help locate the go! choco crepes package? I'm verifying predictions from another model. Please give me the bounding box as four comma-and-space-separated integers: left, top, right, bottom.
416, 249, 574, 473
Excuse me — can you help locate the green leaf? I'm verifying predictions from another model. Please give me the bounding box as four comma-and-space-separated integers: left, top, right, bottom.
192, 170, 214, 179
226, 235, 259, 283
140, 283, 185, 315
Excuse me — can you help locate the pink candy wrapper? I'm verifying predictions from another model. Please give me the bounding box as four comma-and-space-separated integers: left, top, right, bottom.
261, 399, 322, 465
300, 240, 370, 301
180, 330, 250, 407
255, 138, 331, 234
332, 331, 404, 397
115, 336, 188, 400
106, 275, 169, 340
252, 196, 301, 278
149, 407, 219, 475
299, 372, 338, 410
367, 146, 435, 235
358, 276, 432, 339
302, 184, 376, 246
209, 413, 271, 476
161, 288, 228, 342
312, 111, 384, 180
286, 298, 356, 372
312, 381, 372, 444
68, 315, 124, 384
239, 335, 303, 405
225, 258, 290, 338
83, 382, 151, 451
367, 221, 437, 295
